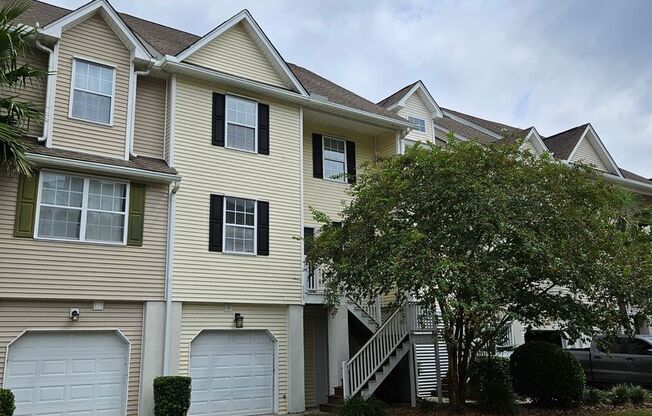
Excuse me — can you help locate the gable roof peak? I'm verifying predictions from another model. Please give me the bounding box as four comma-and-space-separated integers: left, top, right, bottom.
378, 80, 442, 117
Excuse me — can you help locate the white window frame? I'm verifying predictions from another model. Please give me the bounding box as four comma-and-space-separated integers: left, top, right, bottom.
322, 136, 347, 183
408, 116, 426, 133
68, 57, 117, 126
222, 196, 257, 256
34, 170, 130, 245
224, 94, 258, 153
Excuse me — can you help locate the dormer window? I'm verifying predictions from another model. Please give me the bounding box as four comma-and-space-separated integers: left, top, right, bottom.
408, 116, 426, 133
70, 59, 115, 125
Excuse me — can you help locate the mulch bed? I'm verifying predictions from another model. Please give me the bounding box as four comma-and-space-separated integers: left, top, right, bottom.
389, 403, 652, 415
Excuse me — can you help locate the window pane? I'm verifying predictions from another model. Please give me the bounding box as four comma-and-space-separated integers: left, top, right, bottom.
89, 180, 126, 213
227, 124, 255, 151
41, 173, 83, 208
224, 197, 256, 253
324, 159, 345, 181
86, 210, 124, 243
75, 60, 113, 96
324, 138, 346, 162
226, 96, 256, 127
73, 90, 111, 124
38, 206, 81, 239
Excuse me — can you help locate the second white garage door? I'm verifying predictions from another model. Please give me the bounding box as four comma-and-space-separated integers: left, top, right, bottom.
188, 330, 275, 416
4, 330, 129, 416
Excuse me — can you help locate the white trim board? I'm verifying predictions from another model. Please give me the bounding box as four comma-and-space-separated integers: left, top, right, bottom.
385, 81, 443, 118
41, 0, 152, 62
175, 9, 308, 96
567, 124, 622, 177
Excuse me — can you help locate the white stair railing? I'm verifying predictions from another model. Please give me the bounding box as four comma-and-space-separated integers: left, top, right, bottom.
352, 296, 382, 326
342, 302, 410, 398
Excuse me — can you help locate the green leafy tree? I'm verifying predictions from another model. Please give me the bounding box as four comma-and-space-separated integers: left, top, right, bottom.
1, 0, 45, 175
308, 138, 651, 409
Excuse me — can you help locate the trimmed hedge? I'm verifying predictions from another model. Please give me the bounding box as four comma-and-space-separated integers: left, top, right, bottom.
469, 356, 519, 415
0, 389, 15, 416
154, 376, 191, 416
510, 341, 585, 407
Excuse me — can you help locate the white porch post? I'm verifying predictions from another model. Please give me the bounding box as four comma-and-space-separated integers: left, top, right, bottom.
287, 305, 306, 413
327, 301, 349, 394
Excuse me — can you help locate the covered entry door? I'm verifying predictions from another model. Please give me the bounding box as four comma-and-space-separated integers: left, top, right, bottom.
4, 330, 129, 416
189, 330, 275, 416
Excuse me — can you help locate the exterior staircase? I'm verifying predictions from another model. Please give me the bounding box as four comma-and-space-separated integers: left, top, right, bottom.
345, 297, 381, 332
342, 301, 436, 399
319, 386, 344, 414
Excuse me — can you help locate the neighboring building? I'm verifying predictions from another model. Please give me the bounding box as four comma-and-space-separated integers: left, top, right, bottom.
2, 1, 650, 415
0, 2, 179, 416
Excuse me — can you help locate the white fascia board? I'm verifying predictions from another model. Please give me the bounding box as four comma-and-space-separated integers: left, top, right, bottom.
585, 124, 623, 177
387, 81, 443, 118
174, 10, 308, 97
442, 110, 504, 140
159, 59, 415, 130
601, 172, 652, 196
27, 153, 181, 183
41, 0, 151, 61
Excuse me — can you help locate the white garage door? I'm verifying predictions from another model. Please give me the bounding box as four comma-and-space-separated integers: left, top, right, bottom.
4, 331, 129, 416
189, 331, 275, 416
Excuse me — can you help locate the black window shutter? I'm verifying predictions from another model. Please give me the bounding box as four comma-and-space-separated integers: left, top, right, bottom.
258, 103, 270, 155
346, 140, 356, 184
312, 134, 323, 178
209, 194, 223, 252
211, 93, 225, 147
257, 201, 269, 256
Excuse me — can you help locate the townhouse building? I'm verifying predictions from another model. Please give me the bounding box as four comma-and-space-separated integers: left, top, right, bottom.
2, 1, 651, 416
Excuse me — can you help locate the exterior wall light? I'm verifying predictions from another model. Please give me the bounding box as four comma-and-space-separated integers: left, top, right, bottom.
69, 308, 80, 321
234, 313, 244, 328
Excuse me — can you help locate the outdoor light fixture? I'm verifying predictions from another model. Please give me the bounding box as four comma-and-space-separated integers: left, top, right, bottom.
234, 313, 244, 328
69, 308, 80, 321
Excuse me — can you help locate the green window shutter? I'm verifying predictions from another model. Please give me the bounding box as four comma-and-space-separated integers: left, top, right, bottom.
127, 183, 146, 246
14, 173, 39, 238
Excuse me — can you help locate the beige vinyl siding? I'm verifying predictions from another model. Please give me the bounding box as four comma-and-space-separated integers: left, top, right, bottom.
398, 93, 433, 143
51, 14, 130, 159
0, 173, 168, 301
376, 134, 398, 157
179, 303, 289, 414
172, 77, 302, 304
185, 22, 288, 89
0, 300, 143, 416
570, 136, 609, 171
133, 76, 167, 159
11, 50, 48, 137
303, 123, 376, 225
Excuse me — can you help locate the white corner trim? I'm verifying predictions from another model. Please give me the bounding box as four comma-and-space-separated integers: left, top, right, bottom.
41, 0, 151, 61
174, 10, 308, 96
168, 74, 177, 167
26, 153, 181, 182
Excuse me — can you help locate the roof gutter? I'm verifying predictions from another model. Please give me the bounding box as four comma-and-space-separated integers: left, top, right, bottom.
27, 153, 181, 183
157, 57, 415, 130
601, 172, 652, 196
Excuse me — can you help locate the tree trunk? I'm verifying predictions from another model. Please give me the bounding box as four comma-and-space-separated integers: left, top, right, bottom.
446, 345, 471, 412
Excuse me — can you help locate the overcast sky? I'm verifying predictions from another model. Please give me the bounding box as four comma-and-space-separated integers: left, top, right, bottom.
49, 0, 652, 177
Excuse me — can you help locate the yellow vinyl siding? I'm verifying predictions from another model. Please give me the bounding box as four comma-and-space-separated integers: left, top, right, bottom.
179, 303, 289, 414
51, 14, 130, 158
0, 300, 143, 416
570, 136, 609, 171
376, 134, 398, 158
11, 50, 48, 137
303, 123, 376, 225
185, 22, 288, 89
133, 76, 167, 159
398, 93, 433, 143
172, 76, 302, 304
0, 173, 168, 301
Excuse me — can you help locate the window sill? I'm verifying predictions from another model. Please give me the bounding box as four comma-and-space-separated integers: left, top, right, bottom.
221, 250, 257, 256
224, 145, 259, 155
322, 177, 348, 185
68, 115, 114, 128
33, 236, 127, 247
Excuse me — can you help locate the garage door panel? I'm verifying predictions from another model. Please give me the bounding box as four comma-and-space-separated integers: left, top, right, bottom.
189, 331, 275, 416
4, 331, 129, 416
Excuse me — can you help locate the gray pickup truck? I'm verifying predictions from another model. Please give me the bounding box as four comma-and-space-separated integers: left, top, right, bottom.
568, 335, 652, 386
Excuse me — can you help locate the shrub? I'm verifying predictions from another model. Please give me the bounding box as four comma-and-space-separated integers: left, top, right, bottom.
583, 387, 606, 406
469, 356, 520, 415
338, 396, 387, 416
629, 385, 649, 405
0, 389, 15, 416
611, 384, 632, 405
153, 376, 191, 416
510, 341, 585, 407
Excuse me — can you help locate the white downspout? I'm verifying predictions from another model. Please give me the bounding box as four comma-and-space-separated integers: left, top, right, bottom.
162, 179, 180, 375
35, 40, 57, 143
127, 67, 151, 158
